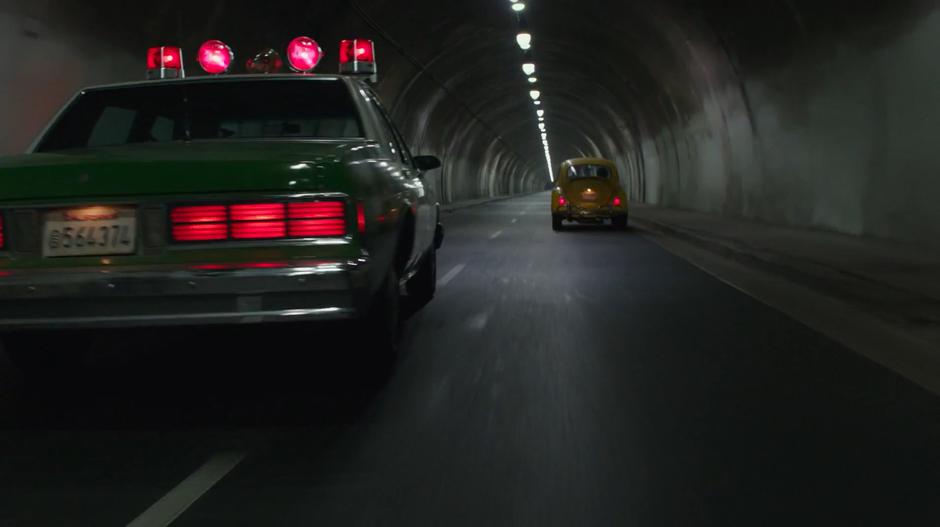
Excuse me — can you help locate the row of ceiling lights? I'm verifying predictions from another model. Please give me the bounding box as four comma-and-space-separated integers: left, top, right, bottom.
509, 0, 553, 181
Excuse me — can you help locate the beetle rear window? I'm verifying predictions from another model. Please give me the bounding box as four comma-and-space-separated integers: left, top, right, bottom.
36, 79, 363, 152
568, 164, 612, 180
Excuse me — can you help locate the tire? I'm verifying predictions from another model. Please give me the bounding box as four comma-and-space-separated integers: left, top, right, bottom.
552, 215, 564, 231
360, 265, 402, 360
407, 247, 437, 313
612, 215, 628, 230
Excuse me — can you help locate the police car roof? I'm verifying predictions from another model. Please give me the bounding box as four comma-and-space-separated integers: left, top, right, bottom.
80, 74, 352, 93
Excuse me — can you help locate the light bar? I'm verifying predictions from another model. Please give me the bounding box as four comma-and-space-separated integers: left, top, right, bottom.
146, 46, 184, 80
287, 36, 324, 73
246, 48, 284, 74
197, 40, 233, 75
339, 39, 378, 81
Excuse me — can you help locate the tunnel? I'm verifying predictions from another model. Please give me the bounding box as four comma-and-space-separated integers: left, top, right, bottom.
1, 2, 940, 525
2, 0, 938, 245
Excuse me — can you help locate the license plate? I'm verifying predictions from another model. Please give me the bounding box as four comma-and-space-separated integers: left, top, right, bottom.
43, 208, 137, 258
581, 191, 598, 201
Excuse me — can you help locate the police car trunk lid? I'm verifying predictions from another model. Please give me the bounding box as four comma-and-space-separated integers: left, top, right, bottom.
0, 141, 356, 201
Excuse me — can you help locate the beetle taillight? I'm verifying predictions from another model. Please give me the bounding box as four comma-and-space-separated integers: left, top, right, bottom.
613, 196, 622, 207
558, 196, 567, 207
170, 201, 348, 243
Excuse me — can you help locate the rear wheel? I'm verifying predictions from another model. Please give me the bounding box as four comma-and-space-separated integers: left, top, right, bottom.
612, 215, 628, 230
406, 247, 437, 313
360, 265, 402, 363
552, 215, 564, 231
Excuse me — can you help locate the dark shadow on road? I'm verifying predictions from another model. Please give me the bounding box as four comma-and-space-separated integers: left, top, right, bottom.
0, 322, 395, 430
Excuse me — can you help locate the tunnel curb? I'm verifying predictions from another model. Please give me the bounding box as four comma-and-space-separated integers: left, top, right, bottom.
631, 208, 940, 345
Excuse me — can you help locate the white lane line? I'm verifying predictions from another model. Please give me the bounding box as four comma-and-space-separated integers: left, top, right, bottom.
490, 230, 504, 240
437, 264, 466, 288
511, 218, 518, 224
127, 451, 246, 527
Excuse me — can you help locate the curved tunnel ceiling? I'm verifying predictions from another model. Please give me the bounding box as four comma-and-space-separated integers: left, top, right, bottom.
2, 0, 938, 244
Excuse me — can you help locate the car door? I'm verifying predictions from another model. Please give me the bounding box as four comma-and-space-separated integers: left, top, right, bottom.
363, 89, 431, 270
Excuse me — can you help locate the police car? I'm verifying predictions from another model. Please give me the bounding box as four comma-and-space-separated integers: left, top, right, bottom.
0, 37, 444, 368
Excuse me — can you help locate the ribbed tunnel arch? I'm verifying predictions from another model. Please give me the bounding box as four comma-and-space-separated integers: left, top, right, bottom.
1, 0, 938, 245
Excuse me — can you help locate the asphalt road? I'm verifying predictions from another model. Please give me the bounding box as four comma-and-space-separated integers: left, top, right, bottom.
1, 193, 939, 526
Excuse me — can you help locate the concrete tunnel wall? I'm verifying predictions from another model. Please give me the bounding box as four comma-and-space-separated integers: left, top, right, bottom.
0, 1, 937, 246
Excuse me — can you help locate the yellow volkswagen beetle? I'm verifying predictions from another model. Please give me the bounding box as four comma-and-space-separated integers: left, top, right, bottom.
551, 157, 628, 230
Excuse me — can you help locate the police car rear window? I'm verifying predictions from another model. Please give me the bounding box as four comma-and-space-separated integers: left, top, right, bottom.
36, 79, 363, 152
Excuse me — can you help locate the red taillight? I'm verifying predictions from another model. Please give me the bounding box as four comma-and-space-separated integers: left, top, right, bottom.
289, 219, 347, 238
287, 201, 347, 237
613, 196, 622, 207
173, 223, 228, 242
171, 205, 228, 242
171, 205, 227, 224
197, 40, 233, 74
170, 201, 347, 243
288, 202, 344, 219
147, 46, 183, 79
356, 202, 366, 234
558, 196, 567, 206
230, 203, 285, 222
287, 36, 323, 72
231, 221, 287, 240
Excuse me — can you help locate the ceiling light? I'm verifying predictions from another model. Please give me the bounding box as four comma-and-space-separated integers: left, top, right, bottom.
529, 90, 540, 100
522, 63, 536, 76
528, 77, 537, 83
511, 2, 526, 12
516, 33, 532, 50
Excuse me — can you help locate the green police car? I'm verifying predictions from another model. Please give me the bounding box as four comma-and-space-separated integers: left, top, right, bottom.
0, 38, 444, 366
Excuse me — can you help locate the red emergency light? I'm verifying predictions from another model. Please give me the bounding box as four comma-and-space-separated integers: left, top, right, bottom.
197, 40, 234, 75
246, 48, 284, 74
146, 46, 184, 79
287, 36, 324, 73
339, 39, 377, 80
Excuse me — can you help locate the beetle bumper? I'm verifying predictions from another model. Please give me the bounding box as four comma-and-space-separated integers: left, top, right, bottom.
555, 205, 628, 222
0, 258, 371, 330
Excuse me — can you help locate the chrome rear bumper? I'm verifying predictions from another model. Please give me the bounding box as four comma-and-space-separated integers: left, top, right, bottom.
0, 258, 370, 330
556, 206, 627, 220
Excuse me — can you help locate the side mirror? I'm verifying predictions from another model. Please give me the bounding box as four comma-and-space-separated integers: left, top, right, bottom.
413, 155, 442, 172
